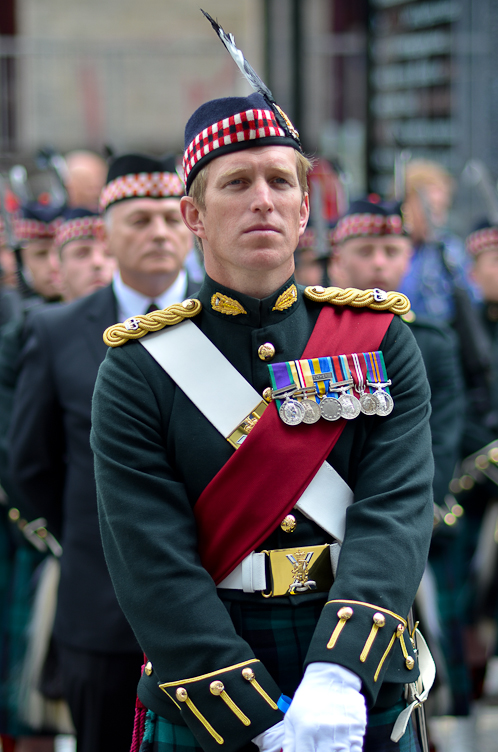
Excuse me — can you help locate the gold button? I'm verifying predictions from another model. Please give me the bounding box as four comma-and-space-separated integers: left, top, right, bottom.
373, 613, 386, 627
405, 656, 415, 670
258, 343, 276, 362
176, 687, 188, 702
337, 607, 353, 620
281, 514, 296, 533
8, 508, 20, 522
242, 667, 255, 681
145, 662, 153, 676
210, 680, 224, 696
262, 387, 273, 403
396, 624, 405, 635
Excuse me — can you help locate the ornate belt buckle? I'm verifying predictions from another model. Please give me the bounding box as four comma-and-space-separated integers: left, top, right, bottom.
262, 544, 333, 597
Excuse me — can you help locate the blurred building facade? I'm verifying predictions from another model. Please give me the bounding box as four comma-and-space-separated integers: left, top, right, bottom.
0, 0, 497, 228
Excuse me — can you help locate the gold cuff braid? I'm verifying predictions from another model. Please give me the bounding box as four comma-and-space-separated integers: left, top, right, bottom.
304, 286, 410, 315
103, 299, 203, 347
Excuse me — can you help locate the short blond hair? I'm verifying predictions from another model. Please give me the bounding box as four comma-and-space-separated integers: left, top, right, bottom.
188, 149, 313, 211
405, 159, 455, 197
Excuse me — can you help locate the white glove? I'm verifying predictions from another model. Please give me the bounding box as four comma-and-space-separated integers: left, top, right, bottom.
252, 719, 285, 752
282, 663, 366, 752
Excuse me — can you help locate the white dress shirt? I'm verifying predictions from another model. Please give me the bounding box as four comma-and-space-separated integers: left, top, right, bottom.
112, 269, 188, 322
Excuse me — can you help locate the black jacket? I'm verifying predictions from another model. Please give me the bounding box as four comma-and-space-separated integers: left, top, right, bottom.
9, 279, 200, 653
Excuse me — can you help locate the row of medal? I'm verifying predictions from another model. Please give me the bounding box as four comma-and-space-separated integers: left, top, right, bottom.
268, 351, 394, 427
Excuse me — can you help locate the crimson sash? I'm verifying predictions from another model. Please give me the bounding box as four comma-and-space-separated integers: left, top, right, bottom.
194, 305, 394, 584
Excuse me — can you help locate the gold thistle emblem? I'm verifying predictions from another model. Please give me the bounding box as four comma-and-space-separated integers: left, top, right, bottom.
273, 284, 298, 312
211, 293, 247, 316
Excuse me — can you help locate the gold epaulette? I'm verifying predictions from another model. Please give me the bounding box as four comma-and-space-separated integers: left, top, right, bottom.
103, 298, 202, 347
304, 286, 410, 316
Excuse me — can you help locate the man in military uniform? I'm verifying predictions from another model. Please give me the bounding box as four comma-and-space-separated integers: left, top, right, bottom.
91, 84, 434, 752
8, 154, 198, 752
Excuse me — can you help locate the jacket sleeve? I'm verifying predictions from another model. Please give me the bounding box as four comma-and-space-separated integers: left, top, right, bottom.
9, 312, 66, 536
305, 317, 434, 706
91, 345, 283, 752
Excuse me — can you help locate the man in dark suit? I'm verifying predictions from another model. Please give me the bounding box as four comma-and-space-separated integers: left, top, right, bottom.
9, 154, 201, 752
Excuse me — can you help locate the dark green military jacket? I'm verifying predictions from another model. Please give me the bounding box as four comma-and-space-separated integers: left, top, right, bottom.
91, 275, 433, 752
403, 315, 464, 507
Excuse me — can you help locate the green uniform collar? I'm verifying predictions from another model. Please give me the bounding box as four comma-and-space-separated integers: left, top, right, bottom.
198, 274, 302, 328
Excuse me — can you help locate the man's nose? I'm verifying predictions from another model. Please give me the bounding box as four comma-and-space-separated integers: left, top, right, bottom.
150, 216, 169, 238
250, 178, 274, 212
372, 248, 388, 266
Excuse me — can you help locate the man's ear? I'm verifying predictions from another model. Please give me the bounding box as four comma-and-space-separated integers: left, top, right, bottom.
181, 196, 206, 240
298, 193, 310, 237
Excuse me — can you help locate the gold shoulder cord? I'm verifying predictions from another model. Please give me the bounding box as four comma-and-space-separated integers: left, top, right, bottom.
304, 286, 410, 316
103, 299, 202, 347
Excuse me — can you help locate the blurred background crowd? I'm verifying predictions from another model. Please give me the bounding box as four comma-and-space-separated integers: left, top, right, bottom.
1, 1, 498, 751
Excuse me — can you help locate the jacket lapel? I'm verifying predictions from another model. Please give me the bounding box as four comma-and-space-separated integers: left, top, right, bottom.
82, 285, 118, 367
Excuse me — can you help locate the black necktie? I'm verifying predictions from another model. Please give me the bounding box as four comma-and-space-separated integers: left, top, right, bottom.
146, 302, 159, 314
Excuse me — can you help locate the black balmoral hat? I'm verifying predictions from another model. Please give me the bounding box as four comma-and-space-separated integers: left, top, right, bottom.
15, 202, 62, 241
183, 11, 302, 192
99, 153, 184, 213
333, 199, 407, 244
55, 207, 103, 250
466, 219, 498, 257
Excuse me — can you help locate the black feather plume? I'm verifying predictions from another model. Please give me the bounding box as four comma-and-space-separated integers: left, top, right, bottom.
201, 10, 275, 103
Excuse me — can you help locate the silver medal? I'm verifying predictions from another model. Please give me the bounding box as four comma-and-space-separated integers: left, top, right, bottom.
279, 398, 305, 425
338, 392, 361, 420
359, 392, 378, 416
320, 396, 342, 421
374, 390, 394, 417
301, 398, 321, 424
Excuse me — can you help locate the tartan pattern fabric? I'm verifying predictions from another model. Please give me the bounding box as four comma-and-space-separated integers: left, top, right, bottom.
55, 216, 104, 249
137, 601, 420, 752
183, 109, 286, 185
466, 226, 498, 256
334, 213, 404, 244
14, 217, 60, 241
99, 172, 185, 212
0, 542, 46, 735
139, 702, 420, 751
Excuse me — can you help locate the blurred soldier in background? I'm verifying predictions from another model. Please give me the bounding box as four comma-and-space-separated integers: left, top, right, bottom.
8, 153, 199, 752
64, 151, 108, 212
444, 220, 498, 717
399, 160, 477, 324
329, 199, 471, 746
0, 206, 115, 752
14, 203, 63, 305
56, 208, 115, 302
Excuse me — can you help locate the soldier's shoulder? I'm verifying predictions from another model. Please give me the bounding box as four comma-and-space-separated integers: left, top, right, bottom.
103, 298, 202, 348
303, 285, 410, 316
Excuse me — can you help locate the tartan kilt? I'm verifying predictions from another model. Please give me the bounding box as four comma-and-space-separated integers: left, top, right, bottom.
139, 706, 420, 752
137, 599, 421, 752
